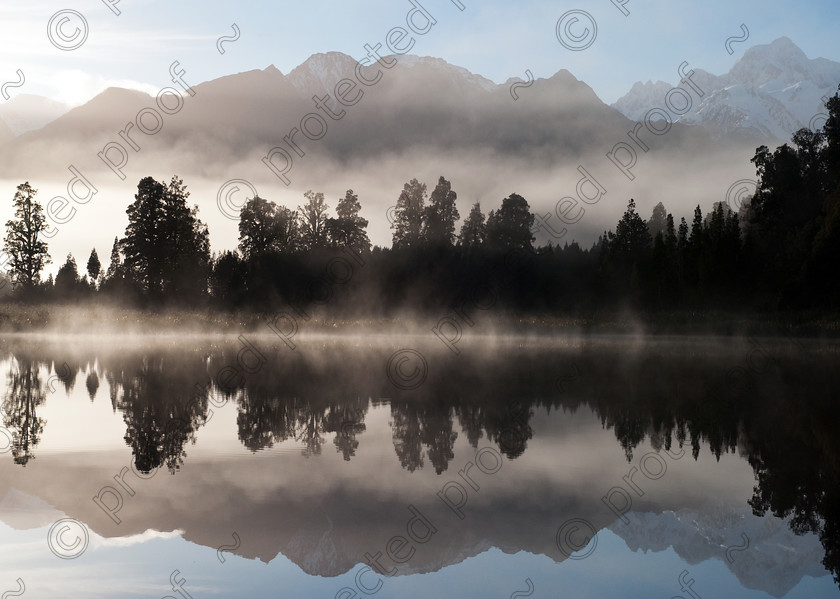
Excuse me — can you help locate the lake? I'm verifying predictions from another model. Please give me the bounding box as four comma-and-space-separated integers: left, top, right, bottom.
1, 333, 838, 598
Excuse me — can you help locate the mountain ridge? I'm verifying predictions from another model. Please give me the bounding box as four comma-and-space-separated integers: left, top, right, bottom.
3, 38, 837, 148
613, 36, 840, 141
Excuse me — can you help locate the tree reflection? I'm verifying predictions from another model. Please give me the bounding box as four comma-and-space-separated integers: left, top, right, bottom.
295, 399, 326, 458
236, 387, 368, 460
1, 360, 48, 466
742, 363, 840, 585
391, 402, 424, 472
391, 401, 458, 474
237, 387, 296, 452
2, 337, 838, 587
323, 397, 367, 461
110, 354, 210, 474
85, 367, 100, 400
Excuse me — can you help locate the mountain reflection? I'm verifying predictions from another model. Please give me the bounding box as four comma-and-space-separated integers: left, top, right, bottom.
0, 336, 838, 585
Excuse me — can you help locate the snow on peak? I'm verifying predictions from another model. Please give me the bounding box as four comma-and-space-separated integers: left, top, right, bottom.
729, 37, 813, 88
612, 80, 673, 121
612, 37, 840, 142
287, 52, 358, 94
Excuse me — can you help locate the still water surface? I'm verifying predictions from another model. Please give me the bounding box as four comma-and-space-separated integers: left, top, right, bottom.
0, 334, 838, 598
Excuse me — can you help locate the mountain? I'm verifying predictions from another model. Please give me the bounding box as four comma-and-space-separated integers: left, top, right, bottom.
0, 117, 13, 145
613, 37, 840, 142
0, 49, 760, 252
0, 489, 65, 529
612, 80, 673, 124
0, 465, 829, 594
611, 507, 828, 597
0, 94, 69, 136
0, 51, 712, 181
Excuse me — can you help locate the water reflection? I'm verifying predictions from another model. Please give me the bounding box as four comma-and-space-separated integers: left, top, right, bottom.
2, 358, 48, 466
0, 335, 838, 590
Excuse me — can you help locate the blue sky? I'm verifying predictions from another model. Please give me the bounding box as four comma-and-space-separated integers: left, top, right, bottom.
1, 0, 838, 106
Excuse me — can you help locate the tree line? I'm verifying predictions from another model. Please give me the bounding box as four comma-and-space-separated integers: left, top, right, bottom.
4, 87, 839, 315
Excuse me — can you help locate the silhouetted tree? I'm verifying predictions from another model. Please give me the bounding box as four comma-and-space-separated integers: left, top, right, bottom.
161, 176, 210, 299
611, 199, 652, 260
647, 201, 668, 239
210, 250, 247, 307
824, 85, 840, 189
54, 254, 80, 296
459, 202, 486, 248
740, 92, 840, 309
689, 205, 704, 247
602, 199, 653, 303
665, 214, 677, 249
422, 176, 459, 247
275, 206, 301, 253
298, 190, 329, 251
86, 248, 101, 288
101, 236, 130, 298
4, 94, 839, 320
121, 176, 210, 302
3, 182, 50, 290
122, 177, 166, 296
238, 196, 283, 261
486, 193, 535, 251
391, 179, 427, 249
327, 189, 370, 252
105, 237, 122, 280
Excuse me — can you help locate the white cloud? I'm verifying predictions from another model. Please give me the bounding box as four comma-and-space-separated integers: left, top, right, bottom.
48, 69, 157, 106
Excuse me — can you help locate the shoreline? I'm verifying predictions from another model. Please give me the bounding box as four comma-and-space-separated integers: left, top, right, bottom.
1, 301, 838, 339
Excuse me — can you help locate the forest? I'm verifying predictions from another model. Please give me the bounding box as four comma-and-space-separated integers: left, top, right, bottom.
3, 87, 839, 319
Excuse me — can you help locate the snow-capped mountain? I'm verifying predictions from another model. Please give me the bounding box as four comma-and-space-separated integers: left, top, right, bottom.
612, 80, 673, 124
611, 506, 829, 598
613, 37, 840, 142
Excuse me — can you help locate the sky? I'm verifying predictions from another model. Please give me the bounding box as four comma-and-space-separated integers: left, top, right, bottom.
0, 0, 839, 275
0, 0, 838, 107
